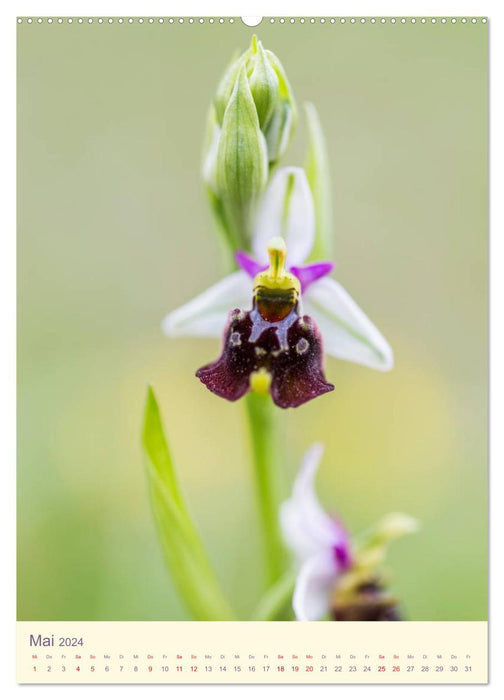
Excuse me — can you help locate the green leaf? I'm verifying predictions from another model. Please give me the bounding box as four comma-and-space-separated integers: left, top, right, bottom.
142, 386, 235, 620
305, 102, 333, 260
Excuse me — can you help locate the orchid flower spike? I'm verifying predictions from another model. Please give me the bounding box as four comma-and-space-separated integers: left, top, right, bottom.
280, 444, 419, 621
163, 167, 394, 375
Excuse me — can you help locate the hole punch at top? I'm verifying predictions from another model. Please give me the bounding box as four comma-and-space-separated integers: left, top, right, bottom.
241, 16, 263, 27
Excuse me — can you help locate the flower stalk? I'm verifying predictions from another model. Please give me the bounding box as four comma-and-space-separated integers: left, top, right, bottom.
244, 392, 287, 586
253, 568, 297, 621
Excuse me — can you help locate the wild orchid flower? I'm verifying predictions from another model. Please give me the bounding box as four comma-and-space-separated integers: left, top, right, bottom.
196, 235, 334, 408
163, 167, 394, 406
280, 444, 419, 621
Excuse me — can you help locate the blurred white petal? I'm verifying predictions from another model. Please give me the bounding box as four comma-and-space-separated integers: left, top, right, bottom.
293, 550, 338, 621
280, 443, 346, 562
304, 277, 394, 371
252, 167, 315, 266
162, 271, 251, 338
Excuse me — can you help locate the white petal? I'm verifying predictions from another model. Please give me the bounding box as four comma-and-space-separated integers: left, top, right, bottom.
280, 444, 346, 562
162, 271, 251, 338
304, 277, 394, 370
293, 550, 338, 621
252, 167, 315, 265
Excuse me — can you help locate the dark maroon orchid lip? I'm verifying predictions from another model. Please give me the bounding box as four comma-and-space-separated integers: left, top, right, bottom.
196, 297, 334, 409
235, 250, 334, 294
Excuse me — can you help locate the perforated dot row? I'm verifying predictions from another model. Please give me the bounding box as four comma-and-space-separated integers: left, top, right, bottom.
17, 17, 488, 25
268, 17, 486, 24
17, 17, 237, 25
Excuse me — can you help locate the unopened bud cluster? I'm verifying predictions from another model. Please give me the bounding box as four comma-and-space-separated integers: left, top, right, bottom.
203, 36, 297, 254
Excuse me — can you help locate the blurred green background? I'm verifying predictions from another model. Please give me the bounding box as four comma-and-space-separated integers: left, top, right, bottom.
17, 18, 487, 621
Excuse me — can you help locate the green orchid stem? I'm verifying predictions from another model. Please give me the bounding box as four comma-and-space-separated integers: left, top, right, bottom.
253, 568, 296, 621
244, 392, 286, 586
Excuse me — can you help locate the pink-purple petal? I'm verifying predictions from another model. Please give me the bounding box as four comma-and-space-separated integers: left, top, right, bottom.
290, 261, 334, 293
235, 251, 267, 279
236, 251, 334, 293
333, 543, 352, 569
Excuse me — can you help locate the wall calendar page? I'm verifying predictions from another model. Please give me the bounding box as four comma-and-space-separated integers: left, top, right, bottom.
17, 13, 488, 686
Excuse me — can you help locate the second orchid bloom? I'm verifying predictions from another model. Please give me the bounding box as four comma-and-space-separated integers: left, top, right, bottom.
281, 444, 419, 621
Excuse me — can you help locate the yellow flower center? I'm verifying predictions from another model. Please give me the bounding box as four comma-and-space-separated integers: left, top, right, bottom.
253, 237, 301, 296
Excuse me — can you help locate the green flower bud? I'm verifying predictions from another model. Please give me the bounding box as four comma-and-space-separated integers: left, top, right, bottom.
247, 35, 279, 130
203, 36, 297, 255
202, 104, 220, 194
263, 49, 297, 164
216, 65, 268, 249
213, 51, 243, 126
213, 37, 294, 143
